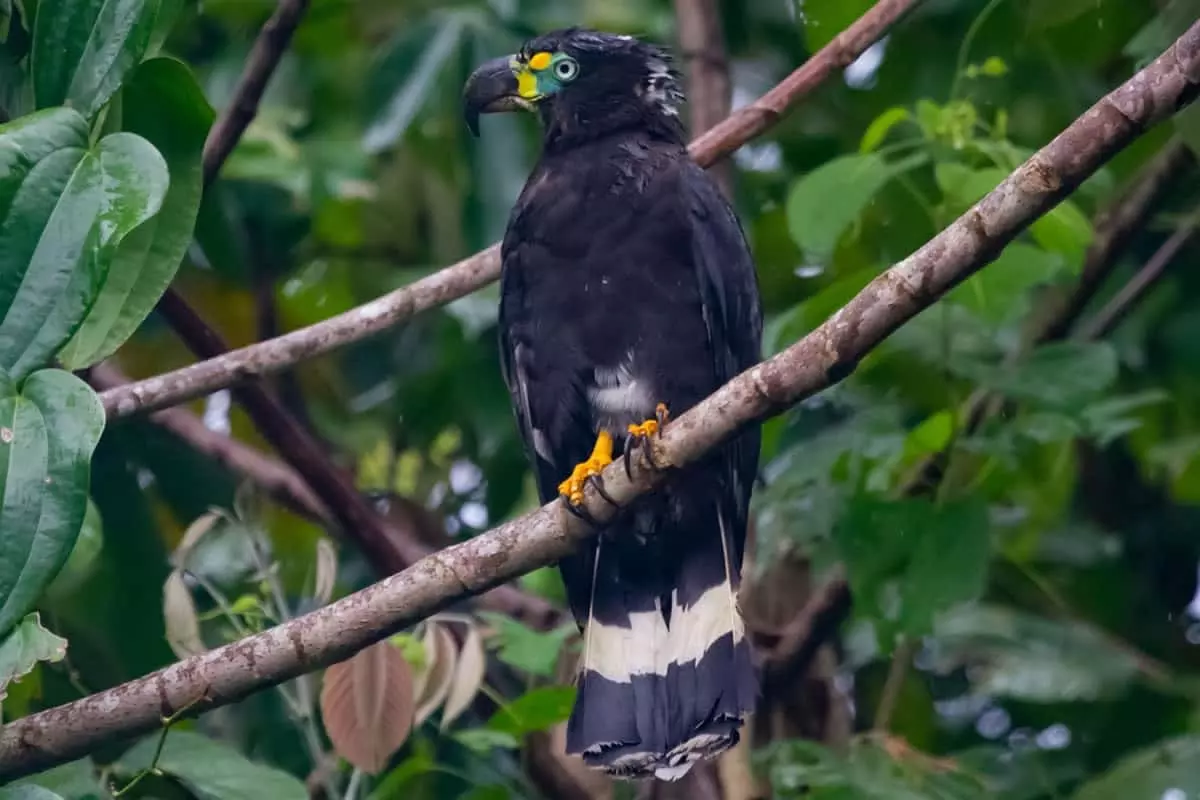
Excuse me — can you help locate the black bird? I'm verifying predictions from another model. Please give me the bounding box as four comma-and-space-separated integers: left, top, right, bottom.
463, 28, 762, 781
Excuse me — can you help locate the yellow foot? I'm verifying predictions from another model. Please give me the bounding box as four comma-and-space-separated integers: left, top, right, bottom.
558, 431, 614, 505
624, 403, 669, 478
627, 402, 670, 439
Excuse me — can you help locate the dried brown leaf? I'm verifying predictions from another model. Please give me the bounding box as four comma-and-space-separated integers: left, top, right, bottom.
440, 623, 486, 730
412, 621, 458, 727
320, 640, 415, 774
313, 538, 338, 607
163, 570, 206, 660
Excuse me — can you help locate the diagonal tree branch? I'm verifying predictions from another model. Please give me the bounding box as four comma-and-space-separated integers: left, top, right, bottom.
765, 144, 1199, 690
87, 363, 331, 522
4, 20, 1196, 779
201, 0, 311, 183
1075, 215, 1199, 341
99, 0, 923, 421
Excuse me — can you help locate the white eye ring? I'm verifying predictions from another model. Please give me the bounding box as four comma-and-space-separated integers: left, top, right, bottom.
554, 58, 579, 81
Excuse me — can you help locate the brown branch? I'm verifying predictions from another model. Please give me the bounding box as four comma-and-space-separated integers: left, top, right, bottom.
2, 20, 1195, 779
899, 138, 1196, 497
1075, 217, 1199, 341
99, 0, 923, 421
201, 0, 310, 184
764, 147, 1198, 684
87, 363, 558, 628
87, 362, 331, 523
1032, 141, 1194, 345
674, 0, 733, 194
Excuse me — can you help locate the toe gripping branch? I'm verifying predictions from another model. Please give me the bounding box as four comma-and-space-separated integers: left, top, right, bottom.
557, 403, 670, 525
624, 402, 668, 479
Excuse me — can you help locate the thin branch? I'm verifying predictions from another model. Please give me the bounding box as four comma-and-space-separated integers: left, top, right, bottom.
1032, 141, 1195, 345
764, 148, 1198, 685
1075, 218, 1199, 341
201, 0, 311, 184
89, 361, 559, 628
87, 362, 331, 523
674, 0, 733, 194
3, 22, 1196, 778
99, 0, 923, 421
899, 139, 1196, 497
147, 0, 500, 627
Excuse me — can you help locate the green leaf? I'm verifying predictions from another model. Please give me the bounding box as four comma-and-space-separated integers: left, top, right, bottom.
31, 0, 160, 119
8, 758, 106, 800
58, 57, 211, 369
0, 110, 168, 378
800, 0, 875, 51
118, 730, 307, 800
786, 152, 926, 263
363, 12, 466, 154
947, 242, 1066, 323
44, 497, 103, 600
485, 685, 576, 737
955, 341, 1119, 409
859, 107, 913, 153
0, 368, 105, 638
899, 498, 990, 636
0, 612, 66, 701
835, 495, 991, 639
930, 604, 1139, 702
452, 728, 519, 754
1074, 735, 1200, 799
934, 162, 1092, 263
478, 612, 574, 678
0, 787, 66, 800
902, 410, 953, 458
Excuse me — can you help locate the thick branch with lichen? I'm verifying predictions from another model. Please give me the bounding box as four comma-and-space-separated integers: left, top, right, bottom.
2, 19, 1196, 779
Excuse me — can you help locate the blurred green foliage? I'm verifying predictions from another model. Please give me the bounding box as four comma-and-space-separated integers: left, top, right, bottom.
2, 0, 1200, 797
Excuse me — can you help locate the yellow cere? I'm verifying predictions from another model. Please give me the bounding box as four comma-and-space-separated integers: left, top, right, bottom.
528, 51, 553, 71
517, 68, 539, 99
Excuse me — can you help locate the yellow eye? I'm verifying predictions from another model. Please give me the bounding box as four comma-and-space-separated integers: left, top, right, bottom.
528, 51, 552, 71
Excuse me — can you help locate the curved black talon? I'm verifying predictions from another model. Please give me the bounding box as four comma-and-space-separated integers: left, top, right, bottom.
622, 433, 661, 480
587, 474, 619, 508
562, 496, 602, 528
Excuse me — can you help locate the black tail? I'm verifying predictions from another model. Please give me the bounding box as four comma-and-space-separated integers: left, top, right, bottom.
564, 508, 757, 781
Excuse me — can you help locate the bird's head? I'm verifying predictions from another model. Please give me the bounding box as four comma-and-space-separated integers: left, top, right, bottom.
463, 28, 684, 148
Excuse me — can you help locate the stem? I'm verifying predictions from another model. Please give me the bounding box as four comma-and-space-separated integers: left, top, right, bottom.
950, 0, 1008, 101
873, 639, 914, 733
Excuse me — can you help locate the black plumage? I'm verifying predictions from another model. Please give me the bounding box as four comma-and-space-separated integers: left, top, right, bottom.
463, 29, 763, 781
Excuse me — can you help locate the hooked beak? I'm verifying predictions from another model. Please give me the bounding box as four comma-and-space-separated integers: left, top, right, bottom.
463, 55, 533, 137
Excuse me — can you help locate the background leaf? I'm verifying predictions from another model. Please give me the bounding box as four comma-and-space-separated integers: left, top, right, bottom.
31, 0, 159, 118
117, 730, 307, 800
0, 612, 66, 701
58, 56, 212, 369
0, 369, 104, 638
0, 122, 168, 377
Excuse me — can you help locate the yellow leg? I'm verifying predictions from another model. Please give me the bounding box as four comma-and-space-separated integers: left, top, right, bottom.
627, 402, 670, 439
558, 431, 614, 505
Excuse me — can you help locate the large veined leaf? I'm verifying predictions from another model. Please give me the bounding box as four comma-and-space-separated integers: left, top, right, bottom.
118, 730, 307, 800
0, 368, 105, 639
59, 57, 211, 369
31, 0, 160, 119
0, 107, 168, 379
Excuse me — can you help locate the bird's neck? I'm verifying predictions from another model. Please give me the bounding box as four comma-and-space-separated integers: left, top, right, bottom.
539, 102, 686, 155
